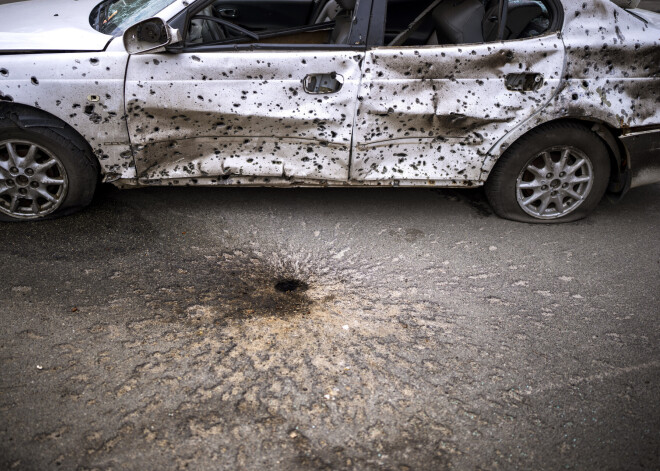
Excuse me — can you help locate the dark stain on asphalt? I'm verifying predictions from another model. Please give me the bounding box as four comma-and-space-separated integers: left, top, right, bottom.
92, 256, 317, 326
205, 267, 313, 321
0, 187, 319, 322
274, 278, 309, 293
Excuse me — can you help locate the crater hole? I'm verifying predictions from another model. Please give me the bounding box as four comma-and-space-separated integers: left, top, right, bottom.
274, 279, 309, 293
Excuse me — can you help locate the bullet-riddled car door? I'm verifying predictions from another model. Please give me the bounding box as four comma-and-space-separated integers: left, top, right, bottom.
126, 50, 364, 182
352, 7, 565, 184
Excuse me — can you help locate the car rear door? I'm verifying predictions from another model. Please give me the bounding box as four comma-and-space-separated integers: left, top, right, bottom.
351, 0, 566, 184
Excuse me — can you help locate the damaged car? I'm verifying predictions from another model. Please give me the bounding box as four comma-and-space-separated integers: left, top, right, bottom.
0, 0, 658, 222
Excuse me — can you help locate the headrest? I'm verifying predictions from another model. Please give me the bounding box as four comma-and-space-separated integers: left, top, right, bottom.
336, 0, 356, 10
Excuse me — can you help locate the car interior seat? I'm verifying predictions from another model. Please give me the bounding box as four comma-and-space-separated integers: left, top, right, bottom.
188, 5, 225, 43
425, 0, 547, 46
483, 0, 544, 41
330, 0, 356, 44
314, 0, 343, 23
430, 0, 486, 45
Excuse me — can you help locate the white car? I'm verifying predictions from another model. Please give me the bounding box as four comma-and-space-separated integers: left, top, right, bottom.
0, 0, 658, 222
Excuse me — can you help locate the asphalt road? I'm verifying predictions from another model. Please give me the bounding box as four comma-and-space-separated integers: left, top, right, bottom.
1, 183, 659, 470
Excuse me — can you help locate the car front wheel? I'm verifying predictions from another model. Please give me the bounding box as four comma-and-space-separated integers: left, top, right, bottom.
485, 122, 611, 223
0, 111, 98, 222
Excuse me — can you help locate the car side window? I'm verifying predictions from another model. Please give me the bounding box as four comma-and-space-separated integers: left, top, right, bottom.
185, 0, 357, 46
385, 0, 556, 47
385, 0, 437, 46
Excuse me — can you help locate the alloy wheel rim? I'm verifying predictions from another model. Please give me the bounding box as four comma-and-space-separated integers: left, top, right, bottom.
0, 140, 68, 219
516, 146, 594, 220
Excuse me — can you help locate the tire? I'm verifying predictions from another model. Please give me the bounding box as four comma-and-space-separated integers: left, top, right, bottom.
485, 121, 611, 224
0, 110, 99, 222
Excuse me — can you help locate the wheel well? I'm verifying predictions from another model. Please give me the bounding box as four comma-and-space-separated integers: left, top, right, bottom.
552, 118, 629, 195
496, 117, 629, 195
0, 102, 97, 163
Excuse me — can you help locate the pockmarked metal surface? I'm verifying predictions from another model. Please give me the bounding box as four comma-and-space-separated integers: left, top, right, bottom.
0, 0, 659, 190
125, 51, 364, 183
482, 2, 660, 184
352, 33, 563, 184
0, 48, 134, 180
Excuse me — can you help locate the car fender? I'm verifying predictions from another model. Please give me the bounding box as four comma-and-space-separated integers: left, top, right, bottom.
0, 42, 135, 181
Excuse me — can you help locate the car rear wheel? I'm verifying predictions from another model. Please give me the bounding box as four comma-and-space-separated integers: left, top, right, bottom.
485, 122, 611, 223
0, 111, 99, 222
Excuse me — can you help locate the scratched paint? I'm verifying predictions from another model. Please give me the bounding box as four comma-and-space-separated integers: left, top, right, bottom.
1, 0, 659, 191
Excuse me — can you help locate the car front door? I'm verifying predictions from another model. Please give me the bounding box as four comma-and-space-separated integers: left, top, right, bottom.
125, 0, 370, 183
351, 0, 566, 185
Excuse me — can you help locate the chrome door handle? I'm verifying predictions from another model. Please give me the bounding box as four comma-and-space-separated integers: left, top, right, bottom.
505, 73, 544, 92
303, 73, 344, 94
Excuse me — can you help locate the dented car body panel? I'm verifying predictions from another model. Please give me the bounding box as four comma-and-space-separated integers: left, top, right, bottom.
0, 0, 659, 193
126, 50, 364, 182
353, 33, 564, 184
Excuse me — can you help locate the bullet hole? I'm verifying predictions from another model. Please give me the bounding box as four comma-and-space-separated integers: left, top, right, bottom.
572, 93, 579, 100
83, 104, 102, 124
274, 279, 309, 293
0, 68, 8, 77
31, 77, 39, 85
90, 58, 99, 65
